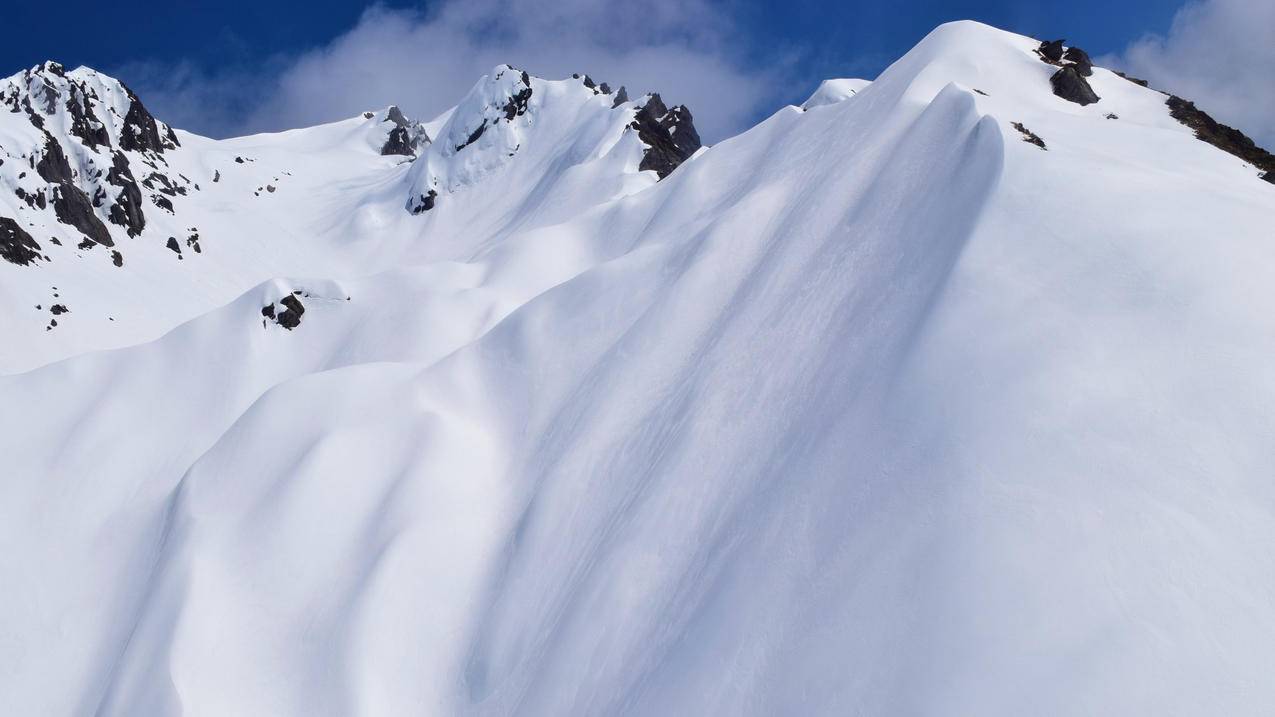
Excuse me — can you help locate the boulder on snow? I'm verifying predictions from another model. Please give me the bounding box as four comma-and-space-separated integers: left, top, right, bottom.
1050, 67, 1100, 106
276, 294, 305, 329
1063, 47, 1094, 77
1038, 39, 1065, 63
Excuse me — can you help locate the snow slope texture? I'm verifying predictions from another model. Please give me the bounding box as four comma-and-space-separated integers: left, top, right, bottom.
2, 20, 1275, 717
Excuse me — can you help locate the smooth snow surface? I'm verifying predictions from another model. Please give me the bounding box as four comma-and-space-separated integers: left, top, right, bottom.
800, 77, 872, 109
3, 22, 1275, 716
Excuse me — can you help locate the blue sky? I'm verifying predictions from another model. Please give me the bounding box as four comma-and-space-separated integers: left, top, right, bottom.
4, 0, 1270, 145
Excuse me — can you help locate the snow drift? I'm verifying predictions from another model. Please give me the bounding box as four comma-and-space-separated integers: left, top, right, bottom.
2, 20, 1275, 716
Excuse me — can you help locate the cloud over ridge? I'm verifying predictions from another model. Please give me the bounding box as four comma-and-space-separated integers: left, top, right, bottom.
121, 0, 786, 143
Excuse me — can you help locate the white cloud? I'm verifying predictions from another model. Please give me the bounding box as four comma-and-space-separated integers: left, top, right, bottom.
1104, 0, 1275, 147
123, 0, 789, 143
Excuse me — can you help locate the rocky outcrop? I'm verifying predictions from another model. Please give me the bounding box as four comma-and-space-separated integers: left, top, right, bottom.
502, 71, 533, 121
1062, 47, 1094, 77
1037, 39, 1100, 105
105, 151, 145, 237
409, 189, 438, 215
0, 216, 43, 266
1050, 66, 1100, 106
1167, 96, 1275, 184
262, 293, 306, 330
1012, 122, 1047, 150
52, 182, 113, 247
118, 82, 178, 154
380, 106, 431, 157
1038, 39, 1065, 63
631, 94, 702, 179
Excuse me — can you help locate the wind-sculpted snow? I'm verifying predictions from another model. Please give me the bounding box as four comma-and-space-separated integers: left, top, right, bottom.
3, 20, 1275, 717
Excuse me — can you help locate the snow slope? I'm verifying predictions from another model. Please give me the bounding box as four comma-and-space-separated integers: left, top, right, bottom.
3, 20, 1275, 716
800, 77, 871, 109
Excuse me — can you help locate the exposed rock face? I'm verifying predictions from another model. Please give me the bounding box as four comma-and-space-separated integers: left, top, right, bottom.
1038, 39, 1065, 63
52, 183, 113, 246
1051, 66, 1100, 106
65, 83, 110, 150
118, 83, 178, 154
611, 86, 629, 107
502, 71, 533, 121
1, 61, 198, 257
1063, 47, 1094, 77
0, 216, 43, 266
631, 94, 702, 179
1167, 96, 1275, 184
105, 151, 145, 237
380, 106, 431, 157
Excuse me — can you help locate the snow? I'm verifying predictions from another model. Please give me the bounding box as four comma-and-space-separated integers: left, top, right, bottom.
800, 77, 871, 109
3, 20, 1275, 716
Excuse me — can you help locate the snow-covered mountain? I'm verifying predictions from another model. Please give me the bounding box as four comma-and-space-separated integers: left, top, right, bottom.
3, 20, 1275, 716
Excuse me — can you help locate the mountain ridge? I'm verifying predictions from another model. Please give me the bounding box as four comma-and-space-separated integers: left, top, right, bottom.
2, 20, 1275, 716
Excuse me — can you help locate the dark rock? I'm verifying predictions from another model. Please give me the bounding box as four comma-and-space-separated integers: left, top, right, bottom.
1050, 67, 1100, 106
35, 134, 74, 185
410, 189, 438, 214
142, 171, 186, 196
266, 185, 276, 193
66, 85, 110, 150
106, 151, 145, 237
380, 106, 429, 156
1038, 39, 1065, 63
117, 83, 170, 154
261, 303, 276, 319
152, 195, 173, 213
599, 82, 612, 95
50, 304, 68, 315
1167, 95, 1275, 183
34, 132, 115, 246
1012, 122, 1047, 150
166, 237, 181, 255
77, 238, 95, 250
612, 86, 629, 108
631, 94, 702, 179
1106, 113, 1119, 120
212, 170, 220, 182
276, 294, 305, 330
501, 71, 533, 121
111, 249, 123, 267
455, 122, 487, 152
1063, 47, 1094, 77
234, 156, 245, 164
382, 125, 414, 156
52, 184, 113, 247
0, 216, 43, 266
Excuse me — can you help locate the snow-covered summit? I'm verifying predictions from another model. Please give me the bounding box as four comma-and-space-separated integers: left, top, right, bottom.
4, 19, 1275, 716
